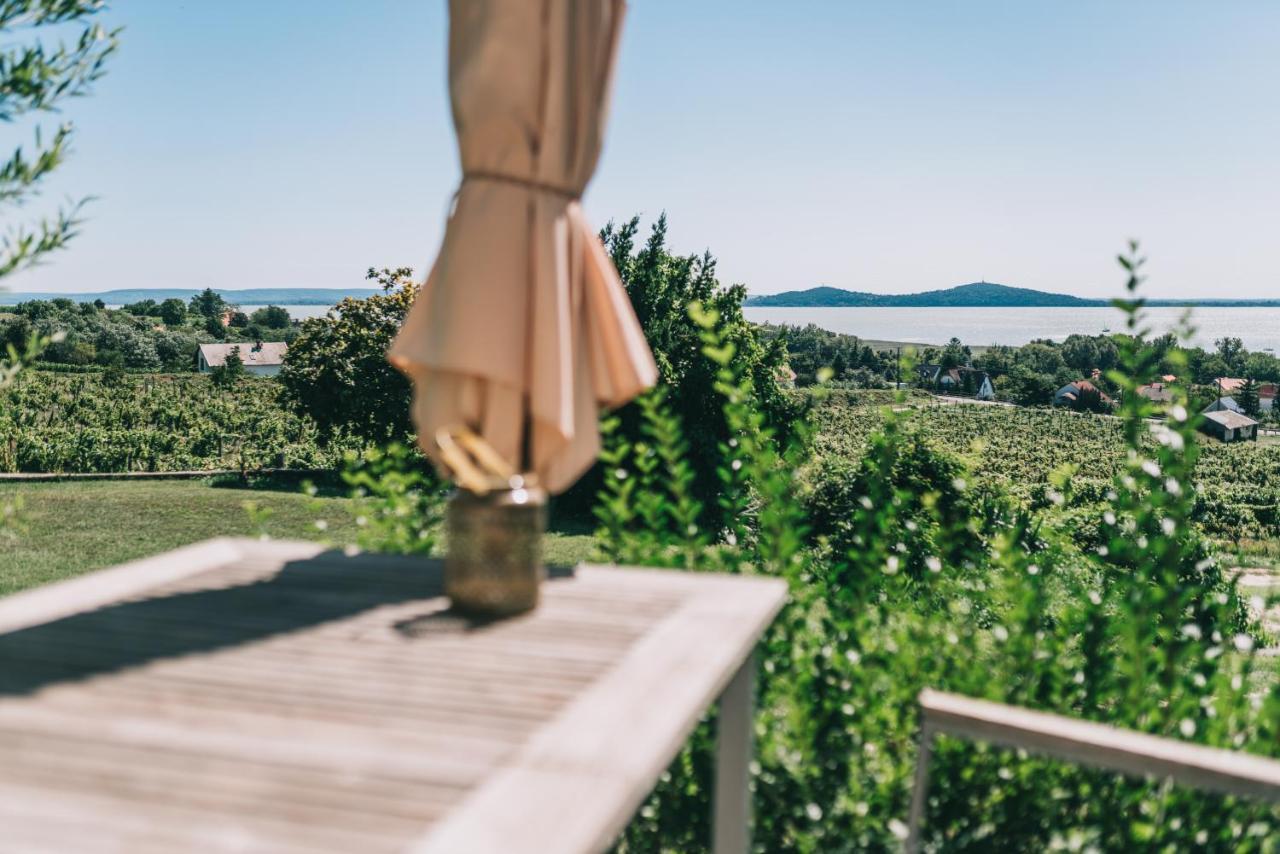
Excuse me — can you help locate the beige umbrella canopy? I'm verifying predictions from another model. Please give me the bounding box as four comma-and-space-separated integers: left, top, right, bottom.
389, 0, 656, 495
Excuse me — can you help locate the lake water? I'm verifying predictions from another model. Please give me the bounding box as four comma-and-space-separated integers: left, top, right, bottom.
743, 306, 1280, 354
105, 304, 337, 321
94, 298, 1276, 353
237, 304, 335, 321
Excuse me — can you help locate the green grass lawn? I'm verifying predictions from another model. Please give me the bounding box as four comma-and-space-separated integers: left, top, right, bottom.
0, 479, 597, 596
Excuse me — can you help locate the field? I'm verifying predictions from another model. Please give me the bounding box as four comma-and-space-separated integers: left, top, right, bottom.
0, 372, 354, 473
0, 480, 596, 595
816, 392, 1280, 544
812, 394, 1280, 651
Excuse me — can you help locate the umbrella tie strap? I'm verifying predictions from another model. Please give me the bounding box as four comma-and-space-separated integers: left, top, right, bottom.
436, 425, 538, 495
462, 170, 579, 201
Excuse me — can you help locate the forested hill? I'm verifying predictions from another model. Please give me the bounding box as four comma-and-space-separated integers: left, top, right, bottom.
744, 282, 1105, 307
744, 282, 1280, 308
0, 288, 380, 306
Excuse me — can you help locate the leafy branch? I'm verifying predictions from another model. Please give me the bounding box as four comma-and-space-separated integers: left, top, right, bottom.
0, 0, 118, 281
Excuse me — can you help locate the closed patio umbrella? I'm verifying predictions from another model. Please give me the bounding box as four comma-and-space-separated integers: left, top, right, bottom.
389, 0, 656, 494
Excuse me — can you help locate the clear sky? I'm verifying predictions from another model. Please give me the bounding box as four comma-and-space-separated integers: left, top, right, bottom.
9, 0, 1280, 298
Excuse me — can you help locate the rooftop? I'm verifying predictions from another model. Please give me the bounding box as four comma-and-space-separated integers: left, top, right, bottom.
1214, 377, 1246, 393
1203, 409, 1258, 430
198, 341, 287, 367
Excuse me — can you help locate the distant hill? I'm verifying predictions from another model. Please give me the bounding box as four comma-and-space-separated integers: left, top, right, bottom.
744, 282, 1280, 308
0, 288, 381, 306
744, 282, 1106, 308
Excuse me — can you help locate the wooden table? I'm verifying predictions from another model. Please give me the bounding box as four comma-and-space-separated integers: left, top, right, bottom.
0, 538, 786, 853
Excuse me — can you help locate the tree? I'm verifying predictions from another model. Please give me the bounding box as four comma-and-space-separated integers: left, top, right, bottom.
202, 313, 225, 339
974, 344, 1015, 377
1004, 365, 1057, 406
189, 288, 227, 319
123, 298, 158, 316
597, 214, 798, 521
1193, 354, 1230, 385
1070, 384, 1111, 414
92, 298, 106, 310
279, 267, 417, 444
158, 298, 187, 326
1215, 336, 1245, 374
829, 348, 847, 380
227, 311, 248, 328
0, 2, 119, 281
938, 337, 969, 369
210, 346, 245, 388
250, 305, 291, 328
1238, 377, 1261, 418
1061, 334, 1117, 375
1018, 342, 1067, 375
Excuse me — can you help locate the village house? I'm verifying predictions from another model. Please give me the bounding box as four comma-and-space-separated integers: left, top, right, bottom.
1213, 377, 1246, 396
1203, 396, 1244, 414
917, 364, 995, 400
1053, 379, 1113, 408
1261, 383, 1278, 412
1136, 382, 1175, 404
1200, 409, 1258, 442
1210, 379, 1277, 413
197, 342, 288, 377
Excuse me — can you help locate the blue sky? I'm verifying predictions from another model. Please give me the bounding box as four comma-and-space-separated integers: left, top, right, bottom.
9, 0, 1280, 298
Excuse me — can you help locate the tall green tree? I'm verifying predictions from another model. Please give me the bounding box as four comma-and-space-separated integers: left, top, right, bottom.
158, 298, 187, 326
938, 336, 969, 369
209, 345, 245, 388
1215, 336, 1245, 375
1237, 376, 1261, 418
279, 267, 417, 444
1, 1, 119, 281
250, 305, 290, 328
593, 214, 800, 523
189, 287, 227, 319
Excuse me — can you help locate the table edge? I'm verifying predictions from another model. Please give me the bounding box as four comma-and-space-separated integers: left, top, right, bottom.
412, 568, 787, 854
